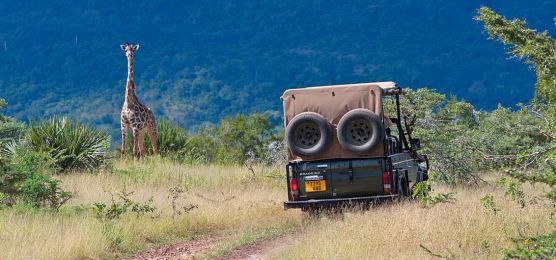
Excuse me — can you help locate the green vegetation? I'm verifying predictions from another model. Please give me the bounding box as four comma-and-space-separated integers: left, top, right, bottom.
476, 6, 556, 258
215, 113, 280, 164
385, 88, 544, 186
0, 99, 25, 153
146, 119, 189, 157
411, 181, 455, 208
27, 117, 110, 171
130, 112, 282, 165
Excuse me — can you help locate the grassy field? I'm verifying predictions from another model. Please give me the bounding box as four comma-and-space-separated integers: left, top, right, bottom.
0, 160, 552, 259
274, 180, 552, 259
0, 159, 300, 260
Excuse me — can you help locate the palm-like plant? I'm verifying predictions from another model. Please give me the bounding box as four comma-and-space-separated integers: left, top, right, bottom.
27, 116, 110, 171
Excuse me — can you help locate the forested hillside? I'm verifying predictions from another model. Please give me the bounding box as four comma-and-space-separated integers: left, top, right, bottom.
1, 1, 555, 137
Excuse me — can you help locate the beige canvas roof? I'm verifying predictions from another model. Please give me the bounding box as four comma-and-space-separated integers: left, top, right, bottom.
281, 82, 395, 162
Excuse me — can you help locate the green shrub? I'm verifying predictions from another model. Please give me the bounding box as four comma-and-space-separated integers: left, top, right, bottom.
411, 181, 455, 208
0, 147, 70, 209
477, 7, 556, 258
0, 98, 25, 167
150, 119, 189, 155
27, 116, 110, 171
0, 120, 25, 145
504, 231, 556, 259
385, 88, 544, 186
92, 188, 156, 222
179, 129, 217, 164
480, 194, 499, 215
215, 113, 279, 164
121, 113, 280, 164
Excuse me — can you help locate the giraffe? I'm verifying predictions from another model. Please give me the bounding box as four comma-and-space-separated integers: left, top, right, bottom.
120, 43, 159, 160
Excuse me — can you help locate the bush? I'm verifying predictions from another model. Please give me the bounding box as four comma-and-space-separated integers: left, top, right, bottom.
411, 181, 455, 208
151, 113, 281, 165
179, 126, 217, 164
120, 113, 282, 165
27, 116, 110, 171
215, 113, 279, 164
504, 231, 556, 259
477, 7, 556, 258
385, 88, 545, 186
0, 98, 25, 167
92, 188, 155, 222
0, 147, 70, 209
152, 119, 189, 155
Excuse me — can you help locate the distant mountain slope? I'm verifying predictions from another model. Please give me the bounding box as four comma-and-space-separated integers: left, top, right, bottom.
1, 1, 554, 137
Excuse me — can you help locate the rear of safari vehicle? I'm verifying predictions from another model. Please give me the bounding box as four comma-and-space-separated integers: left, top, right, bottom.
282, 82, 398, 210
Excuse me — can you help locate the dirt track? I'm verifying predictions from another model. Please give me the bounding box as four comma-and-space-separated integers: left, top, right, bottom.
130, 234, 294, 260
130, 236, 222, 260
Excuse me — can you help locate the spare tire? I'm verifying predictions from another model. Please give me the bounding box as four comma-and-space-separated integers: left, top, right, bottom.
337, 109, 385, 153
286, 112, 332, 156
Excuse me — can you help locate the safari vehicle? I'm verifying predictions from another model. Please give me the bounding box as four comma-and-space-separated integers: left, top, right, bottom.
282, 82, 428, 211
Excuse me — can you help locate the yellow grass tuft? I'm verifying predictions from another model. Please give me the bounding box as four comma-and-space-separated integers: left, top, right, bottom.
274, 182, 552, 259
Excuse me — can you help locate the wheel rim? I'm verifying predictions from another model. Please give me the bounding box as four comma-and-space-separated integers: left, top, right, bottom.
344, 119, 372, 145
294, 122, 321, 149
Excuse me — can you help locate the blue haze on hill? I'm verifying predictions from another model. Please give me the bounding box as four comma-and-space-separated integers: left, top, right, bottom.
0, 1, 555, 136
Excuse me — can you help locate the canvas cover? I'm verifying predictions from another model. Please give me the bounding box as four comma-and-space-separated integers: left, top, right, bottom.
282, 82, 394, 162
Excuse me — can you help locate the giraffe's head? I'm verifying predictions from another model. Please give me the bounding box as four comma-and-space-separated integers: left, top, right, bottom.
120, 43, 139, 58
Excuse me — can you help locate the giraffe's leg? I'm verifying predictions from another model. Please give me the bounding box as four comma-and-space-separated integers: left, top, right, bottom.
121, 125, 127, 160
137, 129, 146, 160
147, 125, 159, 156
132, 128, 140, 160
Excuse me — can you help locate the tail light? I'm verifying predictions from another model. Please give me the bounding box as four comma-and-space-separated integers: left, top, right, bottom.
290, 178, 298, 192
289, 177, 299, 200
383, 171, 392, 193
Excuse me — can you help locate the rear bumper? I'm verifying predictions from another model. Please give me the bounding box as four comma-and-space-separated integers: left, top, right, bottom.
284, 194, 399, 210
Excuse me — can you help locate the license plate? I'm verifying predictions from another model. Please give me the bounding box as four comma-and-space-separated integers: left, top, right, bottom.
305, 180, 326, 192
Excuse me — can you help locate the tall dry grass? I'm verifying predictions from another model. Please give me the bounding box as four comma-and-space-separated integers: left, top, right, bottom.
0, 159, 553, 260
0, 158, 300, 260
273, 180, 552, 259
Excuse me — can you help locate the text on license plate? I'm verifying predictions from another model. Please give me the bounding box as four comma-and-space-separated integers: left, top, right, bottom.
305, 180, 326, 192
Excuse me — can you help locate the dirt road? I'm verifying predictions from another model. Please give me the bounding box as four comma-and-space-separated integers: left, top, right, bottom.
130, 234, 294, 260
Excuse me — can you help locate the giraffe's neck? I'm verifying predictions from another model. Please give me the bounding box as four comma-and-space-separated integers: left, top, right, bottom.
125, 55, 138, 105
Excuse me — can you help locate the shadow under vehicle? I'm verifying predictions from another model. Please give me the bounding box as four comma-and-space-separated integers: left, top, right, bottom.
281, 82, 428, 212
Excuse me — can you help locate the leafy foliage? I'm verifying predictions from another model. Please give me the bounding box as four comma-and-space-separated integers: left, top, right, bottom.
140, 112, 281, 165
93, 188, 156, 222
503, 231, 556, 259
411, 181, 455, 208
179, 125, 217, 164
215, 113, 279, 164
0, 99, 25, 145
385, 88, 544, 186
476, 7, 556, 116
151, 119, 188, 155
0, 147, 70, 209
477, 6, 556, 257
480, 194, 499, 215
27, 116, 110, 171
0, 99, 25, 168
